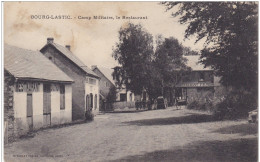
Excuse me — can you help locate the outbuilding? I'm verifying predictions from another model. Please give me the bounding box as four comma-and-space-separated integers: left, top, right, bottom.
4, 44, 74, 141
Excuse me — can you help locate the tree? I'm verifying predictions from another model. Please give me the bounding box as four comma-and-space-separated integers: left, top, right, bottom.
162, 2, 258, 116
112, 23, 155, 99
112, 23, 191, 103
154, 36, 189, 87
162, 2, 258, 93
154, 36, 190, 104
183, 47, 199, 56
106, 86, 117, 102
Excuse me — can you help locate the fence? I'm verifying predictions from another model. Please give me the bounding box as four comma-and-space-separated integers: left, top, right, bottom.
101, 101, 151, 112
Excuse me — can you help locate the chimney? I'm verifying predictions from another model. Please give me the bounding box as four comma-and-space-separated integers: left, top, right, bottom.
91, 65, 97, 70
65, 45, 71, 51
47, 37, 54, 44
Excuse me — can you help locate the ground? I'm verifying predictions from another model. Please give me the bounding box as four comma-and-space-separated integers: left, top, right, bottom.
4, 107, 258, 162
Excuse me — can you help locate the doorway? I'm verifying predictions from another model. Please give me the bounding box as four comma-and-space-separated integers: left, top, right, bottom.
27, 93, 33, 131
43, 84, 51, 126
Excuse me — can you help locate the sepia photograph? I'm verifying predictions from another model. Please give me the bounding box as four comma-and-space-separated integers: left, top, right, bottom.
2, 1, 258, 162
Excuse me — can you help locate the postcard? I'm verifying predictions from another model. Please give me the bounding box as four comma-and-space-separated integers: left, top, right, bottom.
3, 2, 258, 162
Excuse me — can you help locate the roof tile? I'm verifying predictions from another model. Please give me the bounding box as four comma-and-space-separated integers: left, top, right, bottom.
47, 43, 99, 78
4, 44, 73, 82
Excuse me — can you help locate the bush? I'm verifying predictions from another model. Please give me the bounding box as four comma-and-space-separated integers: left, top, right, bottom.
85, 110, 94, 121
213, 91, 257, 120
187, 100, 200, 110
187, 99, 214, 111
187, 89, 257, 120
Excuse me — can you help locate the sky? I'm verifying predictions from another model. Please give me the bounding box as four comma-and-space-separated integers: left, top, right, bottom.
4, 2, 205, 69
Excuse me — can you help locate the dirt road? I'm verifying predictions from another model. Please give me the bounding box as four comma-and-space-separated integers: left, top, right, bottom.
4, 107, 257, 162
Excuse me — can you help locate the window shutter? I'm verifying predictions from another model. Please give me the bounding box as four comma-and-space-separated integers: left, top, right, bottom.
60, 85, 65, 110
27, 94, 33, 117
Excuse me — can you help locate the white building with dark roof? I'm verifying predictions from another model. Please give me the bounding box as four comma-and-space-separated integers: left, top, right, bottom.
40, 38, 100, 119
92, 66, 135, 102
4, 44, 74, 141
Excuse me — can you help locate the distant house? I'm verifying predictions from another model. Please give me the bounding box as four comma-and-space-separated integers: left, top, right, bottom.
92, 66, 135, 102
176, 55, 216, 103
40, 38, 100, 119
4, 44, 73, 141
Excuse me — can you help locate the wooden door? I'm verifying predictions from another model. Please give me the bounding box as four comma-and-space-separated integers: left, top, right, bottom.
86, 95, 89, 110
90, 93, 93, 109
27, 93, 33, 131
43, 84, 51, 126
94, 94, 97, 110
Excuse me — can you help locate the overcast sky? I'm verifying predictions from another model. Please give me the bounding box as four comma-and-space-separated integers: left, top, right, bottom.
4, 2, 205, 69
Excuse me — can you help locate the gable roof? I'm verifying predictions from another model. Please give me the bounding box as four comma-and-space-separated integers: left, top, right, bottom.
41, 42, 99, 78
4, 44, 73, 83
184, 55, 212, 71
93, 66, 115, 86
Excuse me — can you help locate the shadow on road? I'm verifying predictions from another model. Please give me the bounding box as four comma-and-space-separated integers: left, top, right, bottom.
213, 123, 258, 135
105, 110, 148, 114
123, 114, 218, 126
111, 137, 257, 162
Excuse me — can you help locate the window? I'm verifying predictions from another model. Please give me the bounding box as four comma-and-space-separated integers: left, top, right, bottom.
60, 85, 65, 110
199, 72, 205, 82
89, 78, 96, 85
49, 56, 52, 60
120, 93, 127, 101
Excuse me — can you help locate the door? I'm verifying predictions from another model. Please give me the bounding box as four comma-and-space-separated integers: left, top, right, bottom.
90, 93, 93, 109
120, 93, 126, 101
94, 94, 97, 110
43, 84, 51, 126
86, 95, 89, 110
27, 93, 33, 131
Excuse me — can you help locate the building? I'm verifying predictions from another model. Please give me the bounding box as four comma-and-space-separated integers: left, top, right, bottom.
92, 66, 135, 102
4, 44, 73, 141
91, 66, 116, 100
40, 38, 100, 119
176, 55, 215, 103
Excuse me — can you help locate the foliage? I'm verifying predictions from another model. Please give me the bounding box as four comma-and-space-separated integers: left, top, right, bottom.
154, 36, 190, 88
163, 2, 258, 116
213, 90, 257, 119
112, 23, 154, 96
183, 47, 199, 56
162, 2, 257, 91
187, 100, 214, 111
112, 23, 190, 102
106, 86, 117, 102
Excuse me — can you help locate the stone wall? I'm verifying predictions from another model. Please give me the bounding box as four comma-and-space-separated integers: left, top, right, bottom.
4, 71, 16, 143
